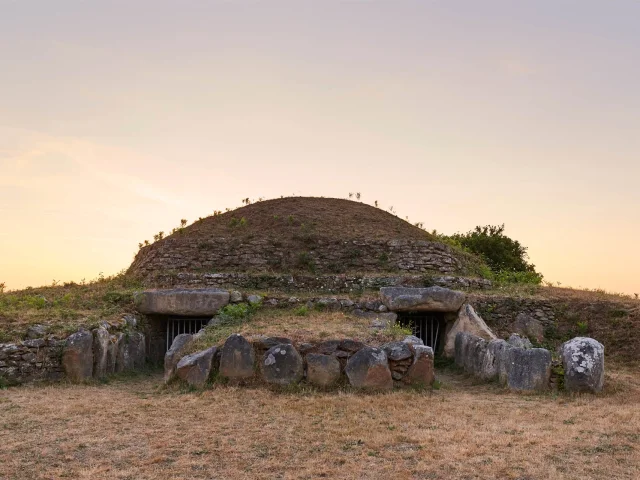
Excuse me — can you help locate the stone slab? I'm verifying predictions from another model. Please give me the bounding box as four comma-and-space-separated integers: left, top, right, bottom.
134, 288, 230, 316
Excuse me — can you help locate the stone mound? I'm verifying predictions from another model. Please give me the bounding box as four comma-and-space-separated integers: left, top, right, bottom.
128, 197, 479, 279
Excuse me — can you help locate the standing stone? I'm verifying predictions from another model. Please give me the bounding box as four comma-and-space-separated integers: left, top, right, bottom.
444, 304, 497, 358
219, 334, 255, 380
117, 332, 146, 371
512, 313, 545, 343
262, 344, 304, 385
506, 347, 552, 392
92, 327, 110, 378
164, 333, 193, 382
454, 332, 473, 369
176, 346, 218, 387
345, 347, 393, 390
62, 330, 94, 382
108, 333, 124, 374
306, 353, 341, 387
482, 339, 511, 383
561, 337, 605, 393
402, 345, 435, 386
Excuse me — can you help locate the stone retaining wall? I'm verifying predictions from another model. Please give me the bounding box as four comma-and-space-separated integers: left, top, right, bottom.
144, 272, 492, 293
165, 333, 435, 390
0, 338, 65, 385
129, 238, 476, 278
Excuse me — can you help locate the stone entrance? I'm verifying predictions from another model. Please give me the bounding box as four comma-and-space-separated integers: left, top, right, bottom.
396, 311, 446, 354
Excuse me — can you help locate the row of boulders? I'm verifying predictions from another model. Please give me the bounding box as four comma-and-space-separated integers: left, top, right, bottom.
165, 333, 436, 390
62, 324, 146, 382
454, 332, 605, 393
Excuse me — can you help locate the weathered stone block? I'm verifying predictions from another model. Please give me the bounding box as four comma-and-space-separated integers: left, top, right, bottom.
561, 337, 604, 393
164, 333, 193, 382
62, 331, 94, 382
262, 344, 304, 385
444, 304, 497, 358
506, 347, 551, 392
512, 313, 545, 343
380, 286, 466, 313
176, 346, 218, 387
219, 334, 255, 380
345, 347, 393, 390
92, 327, 110, 378
134, 288, 230, 316
402, 345, 435, 386
306, 353, 341, 387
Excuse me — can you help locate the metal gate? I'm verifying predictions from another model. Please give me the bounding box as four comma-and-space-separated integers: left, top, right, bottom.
166, 317, 208, 351
396, 312, 445, 353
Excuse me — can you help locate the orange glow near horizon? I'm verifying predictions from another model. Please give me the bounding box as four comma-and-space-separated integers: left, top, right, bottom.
1, 2, 639, 295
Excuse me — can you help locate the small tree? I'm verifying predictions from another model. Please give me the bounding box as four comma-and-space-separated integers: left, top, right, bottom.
0, 282, 5, 293
451, 224, 540, 277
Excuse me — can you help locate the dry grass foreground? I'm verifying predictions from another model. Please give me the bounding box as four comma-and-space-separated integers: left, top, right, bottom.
1, 369, 639, 480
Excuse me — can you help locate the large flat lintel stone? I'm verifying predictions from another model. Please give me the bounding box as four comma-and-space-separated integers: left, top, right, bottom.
379, 286, 466, 313
135, 288, 230, 316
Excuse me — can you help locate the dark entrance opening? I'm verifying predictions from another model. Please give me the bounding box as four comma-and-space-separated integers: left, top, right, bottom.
396, 312, 446, 354
165, 316, 209, 352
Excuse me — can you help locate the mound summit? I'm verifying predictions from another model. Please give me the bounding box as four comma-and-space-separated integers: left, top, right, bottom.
128, 197, 481, 280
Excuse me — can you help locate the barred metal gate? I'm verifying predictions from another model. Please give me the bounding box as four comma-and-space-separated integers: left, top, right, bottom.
397, 312, 445, 353
166, 317, 208, 351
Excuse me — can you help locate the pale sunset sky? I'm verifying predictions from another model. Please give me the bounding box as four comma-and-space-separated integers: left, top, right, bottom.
1, 1, 638, 294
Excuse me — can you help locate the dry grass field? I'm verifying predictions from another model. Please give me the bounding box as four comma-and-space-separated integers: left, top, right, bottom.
1, 367, 639, 480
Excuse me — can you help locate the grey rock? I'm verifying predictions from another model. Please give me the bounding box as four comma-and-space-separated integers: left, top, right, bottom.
345, 347, 393, 390
317, 297, 341, 311
108, 333, 124, 374
62, 331, 94, 382
444, 304, 497, 357
380, 286, 466, 313
219, 334, 255, 380
481, 339, 511, 383
561, 337, 605, 393
117, 332, 145, 371
134, 288, 230, 316
26, 324, 48, 339
262, 344, 304, 385
352, 309, 398, 329
176, 346, 218, 387
338, 339, 365, 353
512, 313, 545, 343
306, 353, 341, 387
229, 290, 243, 303
253, 336, 293, 353
378, 305, 388, 313
402, 345, 435, 386
382, 341, 413, 361
22, 338, 45, 348
506, 347, 551, 392
246, 294, 263, 306
402, 335, 424, 346
92, 327, 110, 378
508, 333, 533, 349
164, 333, 193, 382
340, 299, 355, 308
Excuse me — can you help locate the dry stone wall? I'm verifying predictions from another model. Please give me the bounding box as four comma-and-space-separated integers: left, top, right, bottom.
130, 238, 473, 278
0, 338, 65, 385
145, 271, 492, 293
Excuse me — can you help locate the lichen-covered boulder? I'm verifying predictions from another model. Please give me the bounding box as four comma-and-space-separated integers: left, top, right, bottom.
380, 286, 466, 313
220, 334, 255, 380
444, 304, 497, 358
506, 347, 551, 392
306, 353, 341, 387
345, 347, 393, 390
176, 346, 218, 387
512, 313, 545, 343
62, 330, 94, 382
262, 344, 303, 385
508, 333, 533, 349
92, 327, 110, 378
561, 337, 605, 393
164, 334, 194, 382
26, 324, 48, 339
402, 345, 435, 386
481, 339, 511, 383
